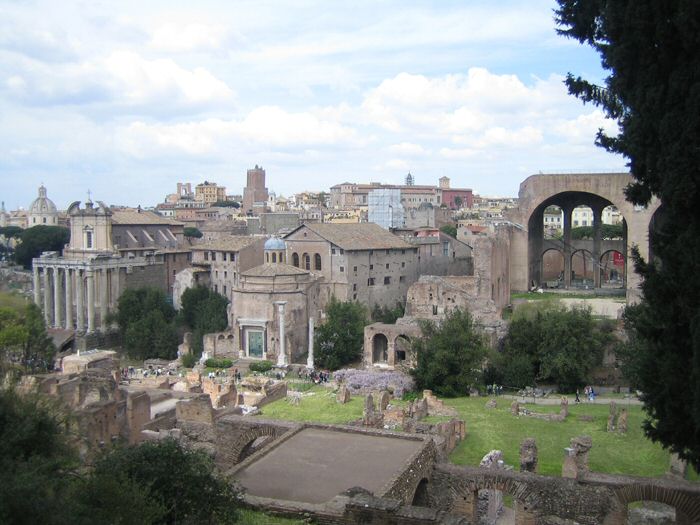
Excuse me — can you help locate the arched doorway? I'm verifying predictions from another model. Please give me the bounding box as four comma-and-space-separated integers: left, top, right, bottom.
527, 190, 628, 292
412, 478, 430, 507
571, 249, 594, 287
600, 250, 625, 288
372, 334, 388, 363
541, 248, 564, 286
395, 335, 411, 364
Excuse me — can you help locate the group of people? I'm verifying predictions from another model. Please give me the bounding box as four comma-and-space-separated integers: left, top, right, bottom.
487, 384, 503, 396
575, 386, 596, 403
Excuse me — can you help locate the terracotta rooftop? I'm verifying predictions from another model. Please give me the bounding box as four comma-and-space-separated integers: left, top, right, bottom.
241, 263, 310, 277
192, 236, 260, 252
111, 209, 183, 226
288, 223, 413, 251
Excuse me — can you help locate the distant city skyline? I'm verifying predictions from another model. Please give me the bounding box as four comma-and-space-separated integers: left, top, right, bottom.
0, 0, 627, 209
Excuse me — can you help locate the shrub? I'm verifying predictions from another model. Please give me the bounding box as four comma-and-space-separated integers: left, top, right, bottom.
181, 353, 197, 369
249, 360, 273, 373
204, 358, 233, 369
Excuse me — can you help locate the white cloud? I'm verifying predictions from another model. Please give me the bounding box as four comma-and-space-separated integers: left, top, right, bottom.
150, 22, 230, 52
387, 142, 427, 156
103, 51, 234, 105
115, 106, 360, 158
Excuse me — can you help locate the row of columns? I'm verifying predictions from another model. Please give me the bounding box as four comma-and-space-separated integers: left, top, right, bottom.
33, 265, 113, 333
560, 204, 604, 288
272, 300, 315, 370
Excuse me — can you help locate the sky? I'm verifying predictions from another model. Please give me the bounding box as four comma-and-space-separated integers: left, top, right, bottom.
0, 0, 627, 210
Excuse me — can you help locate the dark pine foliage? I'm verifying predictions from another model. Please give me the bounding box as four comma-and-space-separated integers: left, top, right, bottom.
555, 0, 700, 468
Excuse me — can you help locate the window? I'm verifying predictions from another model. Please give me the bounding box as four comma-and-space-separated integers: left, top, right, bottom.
401, 262, 405, 268
368, 278, 375, 286
223, 285, 227, 295
42, 217, 46, 224
340, 249, 344, 254
401, 249, 405, 254
384, 276, 391, 285
204, 251, 209, 261
369, 250, 374, 255
211, 252, 216, 261
231, 253, 236, 262
443, 242, 449, 257
224, 271, 227, 278
304, 254, 310, 270
314, 253, 322, 270
399, 276, 405, 283
353, 283, 357, 291
215, 271, 218, 278
173, 269, 177, 276
385, 263, 389, 269
332, 248, 336, 255
214, 284, 218, 293
85, 230, 93, 249
292, 253, 299, 267
340, 266, 344, 272
385, 250, 389, 255
369, 264, 373, 270
272, 253, 277, 263
353, 293, 357, 300
222, 253, 227, 261
432, 305, 438, 315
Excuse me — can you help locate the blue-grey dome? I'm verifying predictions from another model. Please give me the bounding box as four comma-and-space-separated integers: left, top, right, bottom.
264, 237, 286, 250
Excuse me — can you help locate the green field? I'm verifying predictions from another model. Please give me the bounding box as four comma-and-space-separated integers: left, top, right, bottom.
259, 389, 698, 480
238, 509, 305, 524
0, 290, 29, 311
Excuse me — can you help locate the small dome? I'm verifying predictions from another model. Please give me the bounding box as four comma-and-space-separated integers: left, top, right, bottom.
264, 237, 286, 250
29, 185, 57, 214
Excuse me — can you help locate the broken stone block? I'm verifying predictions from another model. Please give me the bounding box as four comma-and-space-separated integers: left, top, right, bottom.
617, 408, 628, 434
559, 397, 569, 418
378, 390, 391, 411
519, 438, 538, 473
511, 401, 519, 416
668, 453, 688, 479
336, 385, 351, 404
485, 399, 497, 409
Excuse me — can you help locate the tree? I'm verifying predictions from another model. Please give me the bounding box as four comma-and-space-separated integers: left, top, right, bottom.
86, 439, 240, 525
499, 302, 609, 392
453, 196, 463, 208
556, 0, 700, 468
115, 288, 178, 360
371, 302, 405, 324
440, 224, 457, 238
0, 388, 77, 524
14, 225, 70, 269
178, 286, 228, 356
183, 227, 203, 239
314, 298, 367, 370
213, 200, 240, 208
571, 224, 624, 240
411, 308, 488, 397
0, 303, 54, 373
0, 226, 23, 239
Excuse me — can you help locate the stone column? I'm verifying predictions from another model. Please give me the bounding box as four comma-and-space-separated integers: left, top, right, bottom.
562, 205, 573, 288
43, 267, 52, 326
307, 316, 315, 370
64, 268, 73, 330
53, 267, 63, 328
33, 265, 40, 306
274, 301, 287, 366
86, 271, 95, 333
76, 270, 85, 332
100, 268, 109, 331
592, 206, 603, 288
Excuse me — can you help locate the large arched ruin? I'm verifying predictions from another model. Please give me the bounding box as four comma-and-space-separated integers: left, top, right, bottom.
508, 173, 660, 302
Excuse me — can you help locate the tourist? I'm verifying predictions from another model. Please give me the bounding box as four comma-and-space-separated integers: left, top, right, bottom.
575, 389, 581, 403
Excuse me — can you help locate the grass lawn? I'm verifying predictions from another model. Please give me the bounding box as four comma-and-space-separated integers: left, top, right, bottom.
446, 397, 672, 477
238, 509, 305, 524
0, 290, 29, 311
257, 388, 700, 481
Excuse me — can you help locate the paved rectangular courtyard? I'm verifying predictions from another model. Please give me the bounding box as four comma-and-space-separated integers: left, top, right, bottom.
234, 427, 425, 504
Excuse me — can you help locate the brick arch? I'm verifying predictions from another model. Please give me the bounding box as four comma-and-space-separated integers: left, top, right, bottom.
610, 484, 700, 524
465, 477, 541, 508
230, 426, 282, 464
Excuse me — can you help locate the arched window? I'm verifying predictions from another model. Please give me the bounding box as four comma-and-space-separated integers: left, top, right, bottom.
265, 252, 269, 263
314, 253, 322, 270
292, 253, 299, 267
303, 253, 310, 270
272, 252, 277, 263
